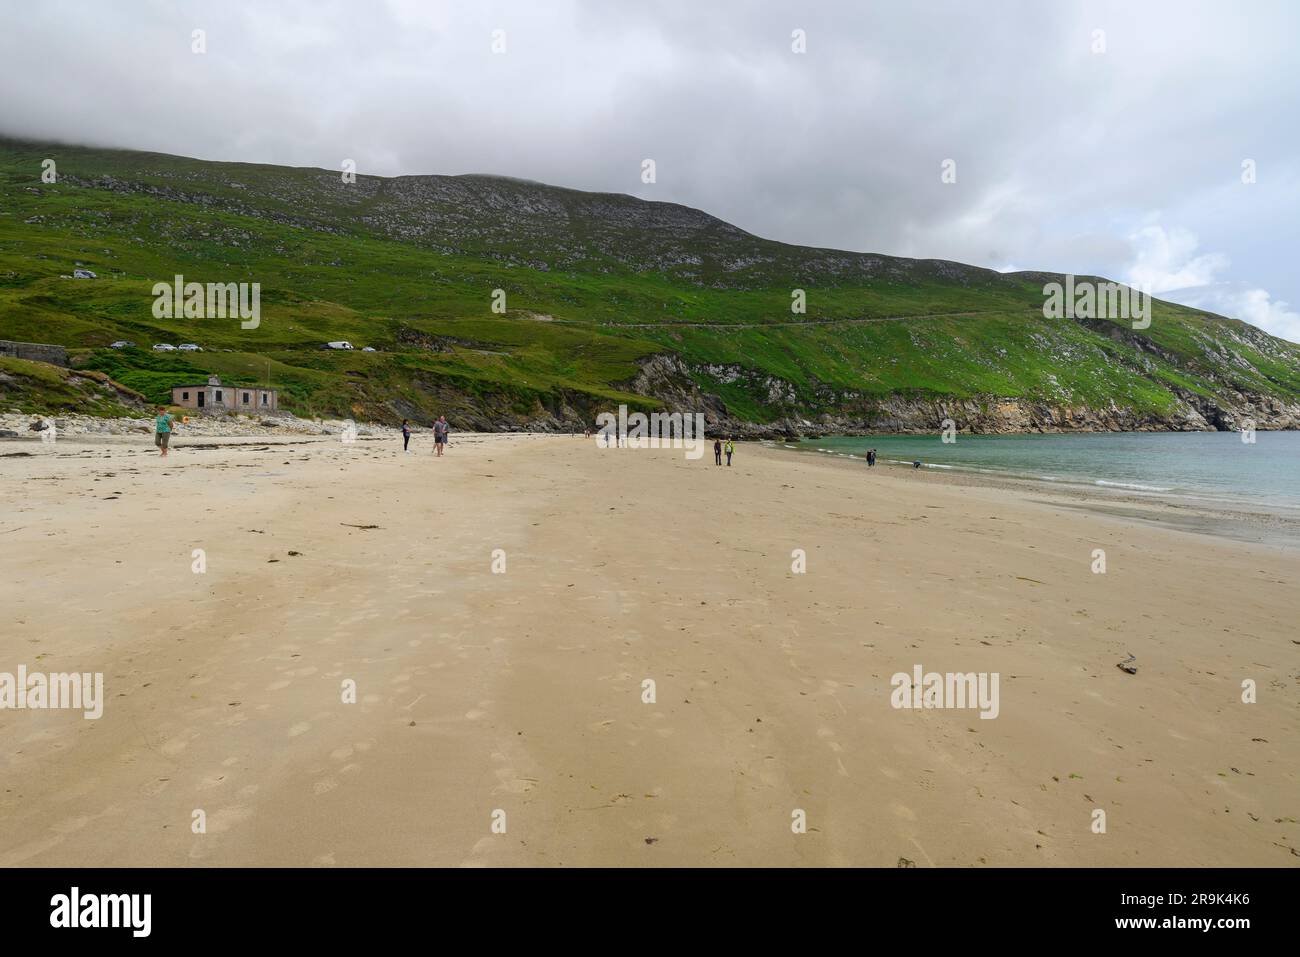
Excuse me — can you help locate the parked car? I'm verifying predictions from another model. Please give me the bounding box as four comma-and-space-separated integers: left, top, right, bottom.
109, 340, 136, 349
152, 343, 176, 351
177, 343, 202, 351
73, 268, 97, 279
361, 346, 377, 352
325, 341, 354, 350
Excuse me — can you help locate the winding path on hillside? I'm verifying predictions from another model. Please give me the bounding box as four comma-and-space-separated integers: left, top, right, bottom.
595, 309, 993, 330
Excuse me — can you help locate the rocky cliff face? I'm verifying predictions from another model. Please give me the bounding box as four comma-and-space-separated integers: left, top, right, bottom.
622, 353, 1300, 438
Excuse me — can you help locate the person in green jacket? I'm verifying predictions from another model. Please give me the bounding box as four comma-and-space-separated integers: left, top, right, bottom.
724, 438, 735, 466
154, 406, 175, 458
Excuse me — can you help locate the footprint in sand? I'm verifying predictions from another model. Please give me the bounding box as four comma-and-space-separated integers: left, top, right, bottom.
493, 768, 538, 794
206, 805, 253, 834
330, 746, 354, 762
196, 771, 231, 791
288, 722, 311, 737
462, 835, 501, 868
313, 778, 338, 795
890, 803, 918, 821
188, 805, 254, 860
161, 731, 199, 756
266, 679, 291, 691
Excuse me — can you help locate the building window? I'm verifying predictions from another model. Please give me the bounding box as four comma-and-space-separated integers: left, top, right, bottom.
182, 392, 189, 401
215, 390, 223, 402
243, 392, 250, 404
262, 394, 269, 405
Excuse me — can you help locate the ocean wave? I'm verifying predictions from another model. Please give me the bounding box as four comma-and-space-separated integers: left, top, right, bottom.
1094, 479, 1174, 492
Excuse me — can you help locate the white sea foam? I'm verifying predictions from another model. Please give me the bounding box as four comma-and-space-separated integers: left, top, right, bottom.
1094, 479, 1174, 492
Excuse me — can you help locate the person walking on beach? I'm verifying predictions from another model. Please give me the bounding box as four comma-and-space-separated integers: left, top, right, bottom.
154, 406, 175, 458
725, 438, 734, 466
433, 415, 449, 456
713, 438, 722, 466
401, 419, 411, 453
867, 448, 876, 468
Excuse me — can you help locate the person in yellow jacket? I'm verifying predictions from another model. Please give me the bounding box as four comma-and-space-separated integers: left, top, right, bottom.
724, 438, 735, 466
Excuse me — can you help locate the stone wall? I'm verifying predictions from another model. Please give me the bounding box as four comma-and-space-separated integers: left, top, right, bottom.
0, 340, 69, 367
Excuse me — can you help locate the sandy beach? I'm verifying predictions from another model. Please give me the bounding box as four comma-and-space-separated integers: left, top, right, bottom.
1, 432, 1296, 867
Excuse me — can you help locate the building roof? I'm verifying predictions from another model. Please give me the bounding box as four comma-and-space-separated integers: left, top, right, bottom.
172, 383, 276, 391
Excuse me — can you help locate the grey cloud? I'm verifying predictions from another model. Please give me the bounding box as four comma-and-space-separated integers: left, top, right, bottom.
2, 0, 1296, 338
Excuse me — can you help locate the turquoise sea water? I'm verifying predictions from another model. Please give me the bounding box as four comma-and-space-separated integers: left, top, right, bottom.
794, 431, 1300, 510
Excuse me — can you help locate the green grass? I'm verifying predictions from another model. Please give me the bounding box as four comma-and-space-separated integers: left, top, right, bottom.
0, 355, 147, 417
2, 135, 1298, 426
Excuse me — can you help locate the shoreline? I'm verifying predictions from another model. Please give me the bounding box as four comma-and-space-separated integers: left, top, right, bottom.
767, 439, 1300, 551
6, 426, 1299, 549
8, 409, 1300, 440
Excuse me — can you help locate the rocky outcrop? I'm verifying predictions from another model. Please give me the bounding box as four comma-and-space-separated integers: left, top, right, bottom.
622, 354, 1300, 438
629, 354, 728, 420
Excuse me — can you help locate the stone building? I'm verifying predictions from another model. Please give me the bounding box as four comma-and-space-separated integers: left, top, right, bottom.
0, 340, 69, 367
171, 375, 279, 413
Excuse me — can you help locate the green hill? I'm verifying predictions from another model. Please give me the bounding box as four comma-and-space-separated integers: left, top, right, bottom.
2, 135, 1298, 432
0, 355, 147, 418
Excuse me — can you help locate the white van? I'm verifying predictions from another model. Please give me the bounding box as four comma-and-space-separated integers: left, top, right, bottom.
325, 341, 354, 350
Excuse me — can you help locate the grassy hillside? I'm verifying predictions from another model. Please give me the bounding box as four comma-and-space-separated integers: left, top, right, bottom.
0, 355, 147, 418
2, 136, 1298, 430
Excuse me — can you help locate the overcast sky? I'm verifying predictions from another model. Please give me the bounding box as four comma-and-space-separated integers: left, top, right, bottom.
3, 0, 1297, 340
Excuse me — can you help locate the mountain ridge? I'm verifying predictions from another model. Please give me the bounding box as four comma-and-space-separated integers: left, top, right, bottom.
2, 134, 1298, 434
